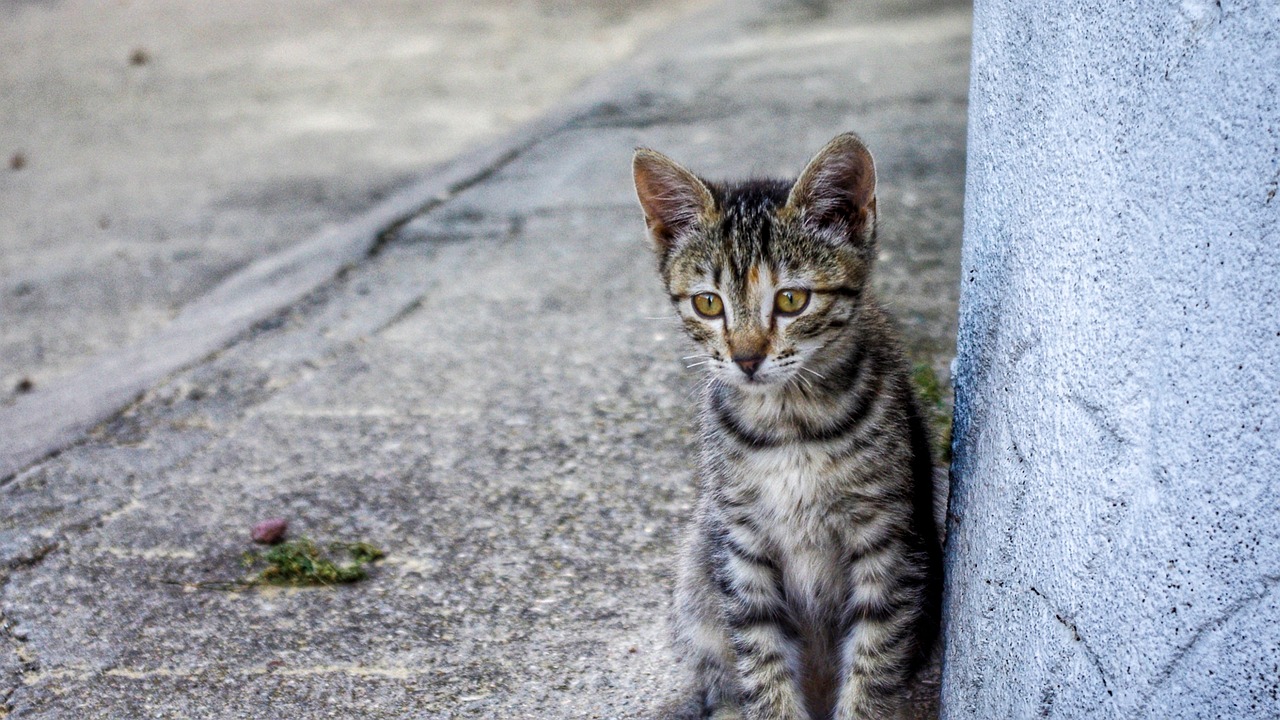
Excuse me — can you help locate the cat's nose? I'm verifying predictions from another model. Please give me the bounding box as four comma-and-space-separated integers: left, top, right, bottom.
733, 354, 764, 378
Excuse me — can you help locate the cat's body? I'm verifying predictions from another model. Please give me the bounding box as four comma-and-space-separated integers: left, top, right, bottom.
633, 135, 942, 720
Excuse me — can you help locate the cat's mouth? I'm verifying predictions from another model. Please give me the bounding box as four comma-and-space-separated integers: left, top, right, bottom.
722, 354, 816, 391
727, 367, 784, 390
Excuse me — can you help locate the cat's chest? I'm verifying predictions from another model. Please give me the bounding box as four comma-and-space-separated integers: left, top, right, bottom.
727, 444, 846, 607
727, 442, 834, 514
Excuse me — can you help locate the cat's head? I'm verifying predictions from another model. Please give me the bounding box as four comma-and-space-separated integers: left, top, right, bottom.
632, 133, 878, 391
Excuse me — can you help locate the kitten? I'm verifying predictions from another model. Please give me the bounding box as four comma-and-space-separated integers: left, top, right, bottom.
633, 133, 942, 720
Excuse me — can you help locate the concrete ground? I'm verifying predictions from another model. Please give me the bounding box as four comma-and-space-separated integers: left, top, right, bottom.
0, 0, 970, 717
0, 0, 704, 402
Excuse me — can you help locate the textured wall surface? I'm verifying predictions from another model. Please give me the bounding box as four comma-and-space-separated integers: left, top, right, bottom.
942, 0, 1280, 718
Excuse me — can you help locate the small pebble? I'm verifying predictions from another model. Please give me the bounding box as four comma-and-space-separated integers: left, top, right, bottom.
129, 47, 150, 66
251, 518, 288, 544
9, 152, 25, 171
14, 378, 34, 393
11, 624, 29, 641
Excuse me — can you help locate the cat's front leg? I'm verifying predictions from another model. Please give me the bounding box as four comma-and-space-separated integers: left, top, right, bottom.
832, 550, 920, 720
714, 523, 807, 720
669, 519, 738, 718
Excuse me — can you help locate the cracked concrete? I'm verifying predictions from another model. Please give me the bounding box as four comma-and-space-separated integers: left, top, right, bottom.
1028, 585, 1115, 702
2, 0, 970, 716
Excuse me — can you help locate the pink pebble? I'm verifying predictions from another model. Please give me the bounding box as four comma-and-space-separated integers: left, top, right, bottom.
251, 518, 288, 544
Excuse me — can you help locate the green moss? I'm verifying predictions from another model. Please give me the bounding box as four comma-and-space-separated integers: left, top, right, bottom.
911, 362, 953, 463
341, 541, 388, 565
242, 538, 386, 587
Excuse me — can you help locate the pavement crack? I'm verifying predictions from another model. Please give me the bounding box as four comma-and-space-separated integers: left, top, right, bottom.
368, 145, 527, 258
562, 96, 735, 130
1, 542, 58, 715
372, 296, 427, 336
2, 543, 58, 576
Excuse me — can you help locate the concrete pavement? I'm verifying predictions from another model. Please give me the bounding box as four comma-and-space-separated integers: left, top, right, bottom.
0, 0, 704, 402
0, 0, 708, 483
0, 0, 970, 716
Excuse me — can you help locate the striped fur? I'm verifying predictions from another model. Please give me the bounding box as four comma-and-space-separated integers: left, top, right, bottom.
634, 134, 942, 720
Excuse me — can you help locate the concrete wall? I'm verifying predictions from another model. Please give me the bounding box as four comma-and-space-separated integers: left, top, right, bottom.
942, 1, 1280, 718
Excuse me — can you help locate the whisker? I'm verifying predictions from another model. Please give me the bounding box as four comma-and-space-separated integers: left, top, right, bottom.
686, 361, 711, 368
786, 372, 809, 398
800, 367, 827, 380
797, 373, 815, 394
684, 374, 710, 403
682, 354, 712, 360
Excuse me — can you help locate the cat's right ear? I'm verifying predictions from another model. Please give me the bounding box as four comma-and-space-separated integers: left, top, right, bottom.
632, 148, 716, 255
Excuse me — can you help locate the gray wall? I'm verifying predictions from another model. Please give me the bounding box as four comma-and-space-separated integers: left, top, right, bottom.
942, 0, 1280, 717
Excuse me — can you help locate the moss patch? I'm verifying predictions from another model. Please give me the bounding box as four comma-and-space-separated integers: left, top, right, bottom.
912, 362, 953, 463
243, 538, 386, 587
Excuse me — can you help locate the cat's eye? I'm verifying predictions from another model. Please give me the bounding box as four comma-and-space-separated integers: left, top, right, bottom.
692, 292, 724, 318
774, 289, 810, 315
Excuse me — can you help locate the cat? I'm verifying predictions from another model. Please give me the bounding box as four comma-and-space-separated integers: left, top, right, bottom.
632, 133, 942, 720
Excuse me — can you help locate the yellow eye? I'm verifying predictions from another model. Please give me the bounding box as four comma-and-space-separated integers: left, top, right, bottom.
692, 292, 724, 318
774, 289, 810, 315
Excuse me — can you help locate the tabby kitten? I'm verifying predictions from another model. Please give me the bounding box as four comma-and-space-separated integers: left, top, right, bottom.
632, 133, 942, 720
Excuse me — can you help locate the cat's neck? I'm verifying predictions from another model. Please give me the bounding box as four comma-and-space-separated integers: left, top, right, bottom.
704, 339, 874, 445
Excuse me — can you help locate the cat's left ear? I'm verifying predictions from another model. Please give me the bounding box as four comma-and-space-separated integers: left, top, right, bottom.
784, 133, 877, 250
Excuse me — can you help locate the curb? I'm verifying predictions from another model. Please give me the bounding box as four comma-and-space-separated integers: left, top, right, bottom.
0, 0, 765, 482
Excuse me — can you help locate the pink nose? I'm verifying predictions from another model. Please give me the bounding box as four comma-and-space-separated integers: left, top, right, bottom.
733, 355, 764, 378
